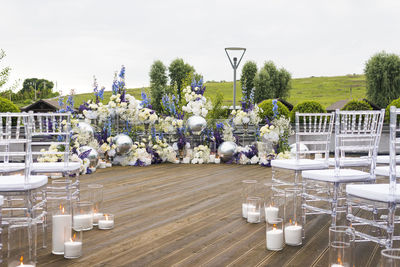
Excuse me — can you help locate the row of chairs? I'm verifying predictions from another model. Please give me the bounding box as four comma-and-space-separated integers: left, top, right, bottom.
272, 108, 400, 248
0, 112, 80, 253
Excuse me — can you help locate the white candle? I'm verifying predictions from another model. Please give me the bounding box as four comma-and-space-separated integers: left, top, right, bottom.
64, 241, 82, 259
73, 214, 93, 231
266, 228, 284, 251
247, 211, 260, 223
209, 154, 216, 163
106, 162, 112, 168
98, 219, 114, 229
284, 225, 302, 246
52, 214, 72, 254
174, 158, 180, 164
99, 162, 106, 169
315, 153, 323, 160
214, 158, 221, 164
265, 206, 279, 223
182, 157, 190, 164
93, 213, 103, 225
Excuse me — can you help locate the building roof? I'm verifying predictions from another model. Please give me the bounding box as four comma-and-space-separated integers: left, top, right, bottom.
326, 99, 350, 112
21, 99, 77, 113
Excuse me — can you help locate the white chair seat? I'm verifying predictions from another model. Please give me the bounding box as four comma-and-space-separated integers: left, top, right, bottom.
302, 168, 372, 183
271, 159, 329, 170
347, 184, 400, 203
31, 162, 81, 173
0, 162, 80, 173
374, 155, 400, 164
328, 157, 370, 167
375, 166, 400, 177
0, 175, 48, 191
0, 163, 25, 172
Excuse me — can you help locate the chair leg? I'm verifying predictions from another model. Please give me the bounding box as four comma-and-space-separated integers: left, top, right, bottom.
301, 178, 307, 239
42, 190, 47, 249
387, 202, 396, 249
331, 182, 339, 227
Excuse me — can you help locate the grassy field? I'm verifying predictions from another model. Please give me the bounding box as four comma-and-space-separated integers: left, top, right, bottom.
70, 74, 367, 109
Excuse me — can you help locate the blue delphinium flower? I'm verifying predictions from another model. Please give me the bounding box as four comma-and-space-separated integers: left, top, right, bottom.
272, 99, 279, 119
112, 72, 119, 95
141, 92, 151, 108
58, 97, 64, 107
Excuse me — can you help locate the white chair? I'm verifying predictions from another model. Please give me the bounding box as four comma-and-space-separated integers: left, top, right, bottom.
29, 112, 80, 200
346, 106, 400, 248
271, 112, 335, 193
0, 113, 48, 248
302, 109, 385, 231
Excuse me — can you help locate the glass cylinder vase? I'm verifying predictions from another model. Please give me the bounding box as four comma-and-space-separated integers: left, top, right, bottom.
328, 226, 355, 267
284, 188, 302, 246
264, 183, 283, 223
7, 220, 37, 267
52, 199, 72, 255
247, 197, 261, 224
64, 229, 83, 259
380, 249, 400, 267
266, 218, 284, 251
73, 201, 93, 231
88, 184, 103, 226
241, 180, 257, 219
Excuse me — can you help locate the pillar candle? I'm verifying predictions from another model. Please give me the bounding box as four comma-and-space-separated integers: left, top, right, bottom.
266, 228, 284, 251
52, 214, 71, 254
284, 225, 302, 246
265, 206, 279, 223
64, 241, 82, 259
73, 214, 93, 231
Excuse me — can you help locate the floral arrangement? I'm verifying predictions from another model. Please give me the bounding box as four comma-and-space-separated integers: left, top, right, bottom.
231, 100, 262, 126
138, 108, 158, 124
260, 116, 292, 153
159, 116, 183, 134
232, 145, 259, 165
37, 144, 63, 163
191, 145, 210, 164
181, 79, 212, 117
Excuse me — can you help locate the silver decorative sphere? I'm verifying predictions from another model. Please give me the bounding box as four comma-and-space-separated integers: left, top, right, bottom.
79, 146, 99, 167
187, 115, 207, 135
77, 121, 94, 136
217, 141, 237, 162
114, 134, 133, 155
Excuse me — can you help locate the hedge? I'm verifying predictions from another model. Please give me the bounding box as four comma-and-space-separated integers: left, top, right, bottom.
385, 98, 400, 122
0, 97, 20, 113
290, 101, 326, 122
258, 99, 289, 121
341, 100, 372, 111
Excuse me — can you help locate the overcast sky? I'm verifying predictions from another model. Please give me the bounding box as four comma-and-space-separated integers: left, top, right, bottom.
1, 0, 399, 95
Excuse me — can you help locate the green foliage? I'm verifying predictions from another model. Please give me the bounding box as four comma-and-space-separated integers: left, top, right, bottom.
207, 91, 229, 124
258, 99, 289, 121
385, 98, 400, 121
254, 61, 291, 103
149, 60, 168, 112
11, 78, 58, 103
0, 97, 19, 112
365, 51, 400, 108
0, 49, 10, 88
290, 101, 326, 122
240, 61, 257, 101
168, 58, 194, 103
341, 100, 372, 111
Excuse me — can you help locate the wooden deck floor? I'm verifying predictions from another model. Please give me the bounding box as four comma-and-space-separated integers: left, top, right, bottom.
36, 164, 384, 267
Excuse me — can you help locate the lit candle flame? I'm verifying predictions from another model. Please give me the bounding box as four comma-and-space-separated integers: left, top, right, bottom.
20, 256, 23, 265
105, 214, 109, 221
70, 233, 76, 242
273, 223, 277, 230
59, 204, 65, 214
338, 257, 343, 265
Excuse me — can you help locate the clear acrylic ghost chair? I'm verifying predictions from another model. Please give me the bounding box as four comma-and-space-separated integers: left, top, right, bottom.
271, 112, 335, 195
29, 112, 80, 200
0, 195, 3, 265
0, 113, 48, 248
346, 106, 400, 248
301, 109, 385, 233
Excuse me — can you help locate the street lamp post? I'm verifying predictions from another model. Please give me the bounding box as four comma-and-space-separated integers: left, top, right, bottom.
225, 47, 246, 110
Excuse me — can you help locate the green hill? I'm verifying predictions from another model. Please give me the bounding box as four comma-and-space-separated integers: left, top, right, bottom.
71, 74, 367, 108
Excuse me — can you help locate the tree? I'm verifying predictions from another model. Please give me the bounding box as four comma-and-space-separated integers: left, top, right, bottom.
168, 58, 194, 103
365, 51, 400, 108
240, 61, 258, 101
16, 78, 57, 101
253, 61, 291, 103
149, 60, 168, 112
0, 49, 11, 89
